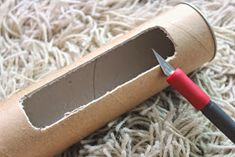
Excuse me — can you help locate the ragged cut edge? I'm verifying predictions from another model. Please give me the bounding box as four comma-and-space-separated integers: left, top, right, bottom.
38, 62, 171, 131
19, 26, 176, 130
19, 98, 41, 131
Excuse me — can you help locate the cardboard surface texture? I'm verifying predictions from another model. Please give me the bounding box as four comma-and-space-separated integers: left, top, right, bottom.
0, 3, 216, 157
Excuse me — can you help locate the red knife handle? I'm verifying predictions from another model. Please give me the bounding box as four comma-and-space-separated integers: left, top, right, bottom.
166, 68, 210, 110
166, 68, 235, 143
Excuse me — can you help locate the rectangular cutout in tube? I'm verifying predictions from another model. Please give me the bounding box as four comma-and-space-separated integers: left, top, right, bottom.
22, 27, 175, 128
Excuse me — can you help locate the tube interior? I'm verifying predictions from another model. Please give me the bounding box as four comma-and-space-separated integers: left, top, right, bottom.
22, 27, 175, 128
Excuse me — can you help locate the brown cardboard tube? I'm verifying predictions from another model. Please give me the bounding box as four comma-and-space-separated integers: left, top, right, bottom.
0, 3, 216, 157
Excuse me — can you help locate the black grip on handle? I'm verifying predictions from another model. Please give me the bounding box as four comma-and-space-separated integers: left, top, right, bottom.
201, 101, 235, 143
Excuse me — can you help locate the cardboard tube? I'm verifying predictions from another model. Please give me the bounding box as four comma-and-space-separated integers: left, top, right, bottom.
0, 3, 216, 157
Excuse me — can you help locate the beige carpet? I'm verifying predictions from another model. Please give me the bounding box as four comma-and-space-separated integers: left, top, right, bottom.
0, 0, 234, 156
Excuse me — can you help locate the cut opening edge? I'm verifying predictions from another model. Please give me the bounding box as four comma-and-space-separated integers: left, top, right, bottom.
21, 61, 175, 131
20, 26, 176, 129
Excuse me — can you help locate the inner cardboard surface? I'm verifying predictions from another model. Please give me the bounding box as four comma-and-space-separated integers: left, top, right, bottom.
22, 27, 175, 128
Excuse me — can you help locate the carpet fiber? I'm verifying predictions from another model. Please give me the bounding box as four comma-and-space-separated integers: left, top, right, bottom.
0, 0, 234, 156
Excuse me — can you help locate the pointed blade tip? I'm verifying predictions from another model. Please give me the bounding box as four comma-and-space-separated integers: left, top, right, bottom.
152, 49, 163, 62
151, 49, 175, 76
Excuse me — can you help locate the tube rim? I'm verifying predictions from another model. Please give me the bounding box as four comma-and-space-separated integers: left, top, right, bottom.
179, 2, 217, 61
